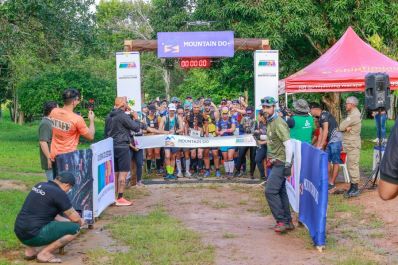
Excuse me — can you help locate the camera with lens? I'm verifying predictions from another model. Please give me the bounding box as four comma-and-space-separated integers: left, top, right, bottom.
253, 131, 261, 140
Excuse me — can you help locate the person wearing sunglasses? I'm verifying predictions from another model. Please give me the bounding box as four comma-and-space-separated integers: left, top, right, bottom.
216, 107, 238, 178
261, 96, 294, 233
203, 99, 221, 177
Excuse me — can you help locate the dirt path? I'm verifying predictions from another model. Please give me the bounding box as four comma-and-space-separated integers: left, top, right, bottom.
17, 183, 398, 265
30, 184, 322, 265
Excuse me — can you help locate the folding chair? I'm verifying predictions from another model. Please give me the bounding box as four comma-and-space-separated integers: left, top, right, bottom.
339, 151, 350, 183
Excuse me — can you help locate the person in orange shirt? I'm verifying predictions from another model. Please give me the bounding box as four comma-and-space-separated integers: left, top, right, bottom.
50, 88, 95, 176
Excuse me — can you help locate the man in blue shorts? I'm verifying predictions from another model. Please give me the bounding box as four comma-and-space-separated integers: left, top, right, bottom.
310, 103, 343, 192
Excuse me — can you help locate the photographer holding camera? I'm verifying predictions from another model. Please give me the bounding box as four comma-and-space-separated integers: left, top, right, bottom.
254, 109, 268, 181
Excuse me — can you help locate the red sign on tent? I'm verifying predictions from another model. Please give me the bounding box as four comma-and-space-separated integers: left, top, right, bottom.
283, 27, 398, 93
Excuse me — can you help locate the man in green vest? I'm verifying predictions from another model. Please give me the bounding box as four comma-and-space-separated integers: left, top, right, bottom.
289, 99, 314, 144
262, 96, 294, 234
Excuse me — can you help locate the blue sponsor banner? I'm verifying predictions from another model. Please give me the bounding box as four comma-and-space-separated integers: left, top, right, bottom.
298, 142, 328, 246
157, 31, 234, 58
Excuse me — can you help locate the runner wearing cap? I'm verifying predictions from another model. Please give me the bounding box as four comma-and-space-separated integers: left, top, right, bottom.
159, 103, 184, 180
185, 100, 205, 177
203, 99, 221, 177
175, 106, 186, 177
144, 104, 162, 174
216, 106, 238, 177
235, 106, 257, 178
182, 102, 193, 177
230, 99, 246, 173
262, 96, 294, 233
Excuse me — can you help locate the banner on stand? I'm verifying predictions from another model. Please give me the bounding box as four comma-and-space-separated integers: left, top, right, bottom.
298, 142, 328, 247
254, 50, 279, 115
56, 149, 94, 224
116, 52, 142, 111
285, 139, 302, 213
91, 138, 115, 218
135, 134, 256, 149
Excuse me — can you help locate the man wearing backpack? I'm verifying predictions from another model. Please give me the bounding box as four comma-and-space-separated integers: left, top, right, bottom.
159, 103, 184, 180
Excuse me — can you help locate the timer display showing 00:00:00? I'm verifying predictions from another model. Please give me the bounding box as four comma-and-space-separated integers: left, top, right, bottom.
180, 59, 211, 68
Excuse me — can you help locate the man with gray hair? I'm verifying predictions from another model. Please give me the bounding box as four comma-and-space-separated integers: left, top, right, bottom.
339, 96, 362, 197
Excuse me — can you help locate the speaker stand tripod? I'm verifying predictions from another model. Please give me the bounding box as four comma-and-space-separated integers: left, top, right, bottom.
360, 108, 384, 191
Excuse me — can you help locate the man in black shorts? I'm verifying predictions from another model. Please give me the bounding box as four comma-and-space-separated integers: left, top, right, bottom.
105, 97, 142, 206
14, 172, 83, 263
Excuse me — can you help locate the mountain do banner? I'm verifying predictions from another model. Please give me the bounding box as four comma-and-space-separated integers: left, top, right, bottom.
91, 138, 115, 218
254, 50, 279, 116
116, 52, 142, 111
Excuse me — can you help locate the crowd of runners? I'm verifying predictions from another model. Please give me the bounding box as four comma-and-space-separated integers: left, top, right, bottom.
130, 96, 268, 182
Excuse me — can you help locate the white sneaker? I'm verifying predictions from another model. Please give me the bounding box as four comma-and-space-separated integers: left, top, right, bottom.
177, 171, 184, 178
185, 171, 192, 178
372, 138, 379, 143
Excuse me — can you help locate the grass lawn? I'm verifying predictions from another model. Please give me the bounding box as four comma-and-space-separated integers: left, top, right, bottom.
88, 208, 214, 265
359, 119, 394, 174
0, 111, 215, 265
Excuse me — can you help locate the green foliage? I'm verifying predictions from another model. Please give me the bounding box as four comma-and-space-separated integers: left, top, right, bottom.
18, 69, 115, 119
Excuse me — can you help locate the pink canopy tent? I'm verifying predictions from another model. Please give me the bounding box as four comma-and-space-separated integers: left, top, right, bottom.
282, 26, 398, 94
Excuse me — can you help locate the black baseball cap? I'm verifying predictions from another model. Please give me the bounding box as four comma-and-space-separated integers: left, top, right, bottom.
56, 171, 76, 186
309, 102, 321, 109
62, 88, 80, 101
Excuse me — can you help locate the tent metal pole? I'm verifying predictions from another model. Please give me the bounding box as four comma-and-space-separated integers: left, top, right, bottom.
285, 92, 288, 107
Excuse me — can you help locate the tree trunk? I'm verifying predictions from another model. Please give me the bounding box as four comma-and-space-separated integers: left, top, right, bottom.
18, 111, 24, 125
13, 90, 18, 123
161, 59, 171, 100
322, 93, 341, 122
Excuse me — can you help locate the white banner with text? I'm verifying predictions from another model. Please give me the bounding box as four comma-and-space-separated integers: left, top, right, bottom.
135, 134, 257, 149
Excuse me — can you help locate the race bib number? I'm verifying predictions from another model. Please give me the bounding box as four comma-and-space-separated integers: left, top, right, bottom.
190, 129, 201, 137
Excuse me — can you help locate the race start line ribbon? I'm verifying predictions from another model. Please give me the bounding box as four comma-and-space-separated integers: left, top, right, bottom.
134, 134, 257, 149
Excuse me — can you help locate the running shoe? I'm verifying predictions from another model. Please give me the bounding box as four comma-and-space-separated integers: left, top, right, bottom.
274, 222, 287, 233
204, 170, 210, 178
115, 198, 133, 206
215, 170, 221, 178
286, 221, 295, 231
185, 170, 192, 178
177, 171, 184, 178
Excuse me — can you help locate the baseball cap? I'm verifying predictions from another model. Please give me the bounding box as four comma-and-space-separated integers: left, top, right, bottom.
204, 99, 211, 106
56, 171, 76, 186
246, 106, 254, 114
261, 96, 277, 107
171, 97, 179, 103
232, 99, 239, 104
184, 102, 192, 110
186, 96, 192, 99
221, 107, 229, 114
168, 103, 176, 111
148, 104, 157, 112
309, 102, 321, 109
